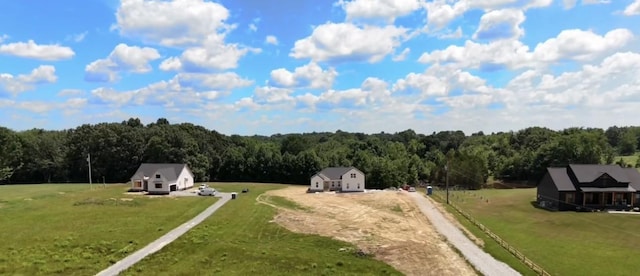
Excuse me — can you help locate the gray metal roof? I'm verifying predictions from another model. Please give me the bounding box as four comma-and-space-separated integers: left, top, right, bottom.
131, 163, 189, 182
548, 167, 576, 191
624, 168, 640, 191
569, 164, 630, 183
317, 167, 360, 180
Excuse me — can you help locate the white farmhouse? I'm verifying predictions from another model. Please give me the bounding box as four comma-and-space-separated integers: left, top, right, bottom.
310, 167, 365, 192
130, 163, 194, 195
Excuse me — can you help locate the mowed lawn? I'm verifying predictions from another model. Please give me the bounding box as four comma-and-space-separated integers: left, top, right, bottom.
123, 183, 401, 276
0, 184, 215, 275
437, 188, 640, 276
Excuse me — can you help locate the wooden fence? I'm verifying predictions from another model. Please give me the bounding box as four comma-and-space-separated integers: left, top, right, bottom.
431, 191, 551, 276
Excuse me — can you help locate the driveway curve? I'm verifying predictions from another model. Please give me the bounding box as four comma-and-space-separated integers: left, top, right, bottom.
96, 193, 232, 276
408, 193, 521, 276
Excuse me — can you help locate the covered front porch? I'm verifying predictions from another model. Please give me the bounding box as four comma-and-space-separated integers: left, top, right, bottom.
580, 187, 638, 210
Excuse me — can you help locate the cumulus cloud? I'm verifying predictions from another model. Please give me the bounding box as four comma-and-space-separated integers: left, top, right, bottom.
58, 89, 84, 97
290, 22, 408, 63
0, 34, 8, 43
265, 35, 278, 45
0, 97, 87, 114
117, 0, 254, 72
90, 72, 251, 107
270, 62, 337, 89
0, 65, 57, 95
423, 0, 551, 30
473, 9, 525, 40
0, 40, 74, 60
115, 0, 230, 47
624, 0, 640, 15
392, 48, 411, 61
419, 28, 634, 70
85, 43, 161, 82
337, 0, 421, 23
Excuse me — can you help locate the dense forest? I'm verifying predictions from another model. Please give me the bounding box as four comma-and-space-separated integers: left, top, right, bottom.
1, 118, 639, 189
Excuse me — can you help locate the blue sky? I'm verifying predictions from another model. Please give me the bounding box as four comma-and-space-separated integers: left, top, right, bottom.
1, 0, 640, 135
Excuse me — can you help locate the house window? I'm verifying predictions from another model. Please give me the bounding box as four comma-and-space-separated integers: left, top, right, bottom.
315, 182, 319, 188
155, 183, 162, 189
347, 183, 350, 189
565, 193, 575, 204
357, 183, 360, 189
155, 174, 161, 179
351, 173, 356, 178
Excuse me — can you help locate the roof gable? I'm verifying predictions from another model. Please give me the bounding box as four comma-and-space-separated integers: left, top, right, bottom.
547, 167, 576, 191
568, 164, 630, 183
317, 167, 360, 180
624, 168, 640, 190
131, 163, 188, 182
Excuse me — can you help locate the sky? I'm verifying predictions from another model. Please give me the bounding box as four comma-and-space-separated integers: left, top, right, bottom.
1, 0, 640, 136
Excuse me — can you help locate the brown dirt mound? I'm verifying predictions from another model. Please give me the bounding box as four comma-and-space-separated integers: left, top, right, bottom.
262, 187, 477, 276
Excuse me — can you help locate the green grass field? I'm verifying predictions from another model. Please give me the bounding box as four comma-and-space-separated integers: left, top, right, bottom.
613, 154, 639, 169
433, 188, 640, 276
122, 183, 401, 276
0, 184, 216, 275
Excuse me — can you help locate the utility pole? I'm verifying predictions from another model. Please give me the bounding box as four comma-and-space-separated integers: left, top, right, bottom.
87, 153, 92, 190
445, 160, 450, 204
103, 176, 106, 188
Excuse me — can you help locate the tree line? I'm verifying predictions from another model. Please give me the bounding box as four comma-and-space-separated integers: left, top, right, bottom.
1, 118, 639, 189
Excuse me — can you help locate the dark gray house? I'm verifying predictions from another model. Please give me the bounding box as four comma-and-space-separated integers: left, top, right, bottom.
537, 164, 640, 211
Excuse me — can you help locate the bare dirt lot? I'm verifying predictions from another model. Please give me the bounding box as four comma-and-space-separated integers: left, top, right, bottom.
261, 187, 477, 276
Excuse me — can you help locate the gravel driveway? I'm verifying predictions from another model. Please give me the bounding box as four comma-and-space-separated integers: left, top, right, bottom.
409, 193, 521, 276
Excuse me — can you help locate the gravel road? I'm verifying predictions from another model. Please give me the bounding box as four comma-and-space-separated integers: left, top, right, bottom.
409, 193, 521, 276
96, 193, 232, 276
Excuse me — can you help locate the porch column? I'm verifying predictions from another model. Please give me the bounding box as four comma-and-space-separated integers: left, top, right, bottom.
613, 192, 616, 205
632, 193, 635, 206
582, 192, 586, 206
601, 193, 605, 206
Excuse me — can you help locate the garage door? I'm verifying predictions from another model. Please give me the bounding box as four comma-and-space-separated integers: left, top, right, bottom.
170, 184, 177, 192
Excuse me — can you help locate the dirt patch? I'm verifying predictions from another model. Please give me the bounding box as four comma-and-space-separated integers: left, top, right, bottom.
262, 187, 477, 276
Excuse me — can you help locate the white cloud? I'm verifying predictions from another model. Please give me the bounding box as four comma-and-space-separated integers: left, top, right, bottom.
0, 65, 57, 95
58, 89, 84, 97
419, 28, 634, 69
0, 40, 74, 60
0, 97, 86, 114
290, 22, 408, 63
337, 0, 421, 23
249, 23, 257, 32
115, 0, 230, 47
270, 62, 337, 89
423, 0, 550, 30
0, 34, 8, 43
85, 43, 161, 82
392, 48, 411, 61
265, 35, 278, 45
624, 0, 640, 15
175, 72, 253, 90
159, 36, 257, 72
435, 27, 463, 39
254, 86, 295, 104
90, 71, 251, 107
66, 32, 88, 43
473, 9, 525, 40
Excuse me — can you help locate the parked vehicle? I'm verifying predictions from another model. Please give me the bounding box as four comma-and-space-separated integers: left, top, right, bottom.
198, 188, 217, 196
199, 184, 208, 190
408, 187, 416, 192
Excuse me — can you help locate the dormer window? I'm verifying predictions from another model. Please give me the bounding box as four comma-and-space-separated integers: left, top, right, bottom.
155, 174, 161, 179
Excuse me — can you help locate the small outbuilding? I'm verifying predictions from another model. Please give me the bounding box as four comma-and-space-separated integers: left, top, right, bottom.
310, 167, 365, 192
130, 163, 194, 195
